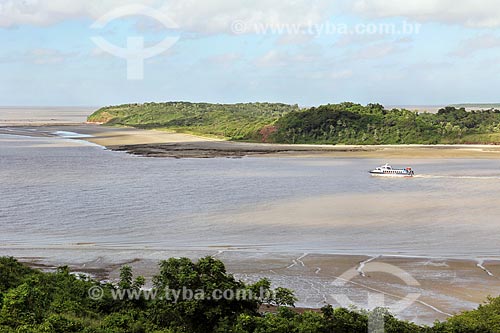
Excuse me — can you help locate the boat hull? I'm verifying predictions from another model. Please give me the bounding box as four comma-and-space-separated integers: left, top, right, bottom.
369, 172, 413, 178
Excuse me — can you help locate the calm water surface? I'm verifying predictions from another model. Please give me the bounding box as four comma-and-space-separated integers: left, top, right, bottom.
1, 133, 500, 260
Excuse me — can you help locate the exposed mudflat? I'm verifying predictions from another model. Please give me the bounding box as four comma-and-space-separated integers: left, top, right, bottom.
108, 141, 371, 158
3, 124, 500, 159
9, 249, 499, 326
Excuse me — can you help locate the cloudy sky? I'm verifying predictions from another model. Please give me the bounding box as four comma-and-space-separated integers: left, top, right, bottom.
1, 0, 500, 106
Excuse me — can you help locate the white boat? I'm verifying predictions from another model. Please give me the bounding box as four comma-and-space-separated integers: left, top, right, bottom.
369, 164, 414, 177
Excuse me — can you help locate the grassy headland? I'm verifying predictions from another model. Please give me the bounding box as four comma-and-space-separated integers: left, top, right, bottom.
88, 102, 500, 145
87, 102, 299, 141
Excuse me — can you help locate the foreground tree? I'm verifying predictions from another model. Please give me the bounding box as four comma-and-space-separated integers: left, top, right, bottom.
0, 257, 499, 332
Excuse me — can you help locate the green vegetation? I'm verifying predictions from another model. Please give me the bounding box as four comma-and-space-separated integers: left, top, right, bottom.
1, 256, 499, 332
271, 104, 500, 144
88, 102, 299, 141
88, 102, 500, 145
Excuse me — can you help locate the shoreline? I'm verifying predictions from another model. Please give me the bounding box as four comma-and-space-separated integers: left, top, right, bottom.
5, 248, 499, 325
4, 124, 500, 159
108, 141, 500, 159
2, 122, 500, 324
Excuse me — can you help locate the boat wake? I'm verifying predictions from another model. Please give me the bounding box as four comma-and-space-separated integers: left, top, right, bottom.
414, 175, 500, 180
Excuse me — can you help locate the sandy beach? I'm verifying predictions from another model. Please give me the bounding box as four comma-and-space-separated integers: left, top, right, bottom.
3, 124, 500, 159
76, 125, 500, 159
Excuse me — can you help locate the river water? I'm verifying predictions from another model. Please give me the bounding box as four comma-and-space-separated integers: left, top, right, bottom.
1, 132, 499, 261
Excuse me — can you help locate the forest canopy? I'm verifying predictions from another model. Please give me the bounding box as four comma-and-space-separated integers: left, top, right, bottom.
88, 102, 500, 145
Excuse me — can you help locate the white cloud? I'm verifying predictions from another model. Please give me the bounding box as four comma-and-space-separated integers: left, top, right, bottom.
300, 68, 353, 81
451, 34, 500, 57
406, 61, 452, 71
351, 0, 500, 28
254, 50, 290, 67
2, 0, 499, 32
275, 33, 315, 46
0, 0, 155, 27
353, 41, 405, 60
165, 0, 332, 34
28, 48, 69, 64
0, 0, 332, 34
334, 33, 387, 47
0, 47, 75, 64
329, 69, 353, 79
205, 52, 242, 65
254, 47, 322, 67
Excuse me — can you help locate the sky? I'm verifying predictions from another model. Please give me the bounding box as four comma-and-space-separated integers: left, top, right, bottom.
1, 0, 500, 107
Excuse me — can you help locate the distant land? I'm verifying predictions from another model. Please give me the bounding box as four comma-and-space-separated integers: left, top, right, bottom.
451, 103, 500, 109
387, 105, 445, 113
389, 104, 500, 113
0, 106, 94, 126
88, 102, 500, 145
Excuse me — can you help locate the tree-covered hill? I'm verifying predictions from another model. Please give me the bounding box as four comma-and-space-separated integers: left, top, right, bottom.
88, 102, 299, 141
88, 102, 500, 144
271, 103, 500, 144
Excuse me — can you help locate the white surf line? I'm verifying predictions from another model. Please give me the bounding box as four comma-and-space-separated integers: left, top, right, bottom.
286, 260, 298, 269
51, 131, 107, 149
53, 131, 94, 138
212, 250, 224, 257
357, 256, 379, 277
286, 253, 308, 269
415, 299, 454, 317
333, 275, 453, 317
476, 259, 494, 277
297, 253, 308, 267
422, 260, 449, 268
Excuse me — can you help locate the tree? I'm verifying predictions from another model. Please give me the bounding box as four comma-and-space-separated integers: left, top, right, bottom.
0, 277, 51, 327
